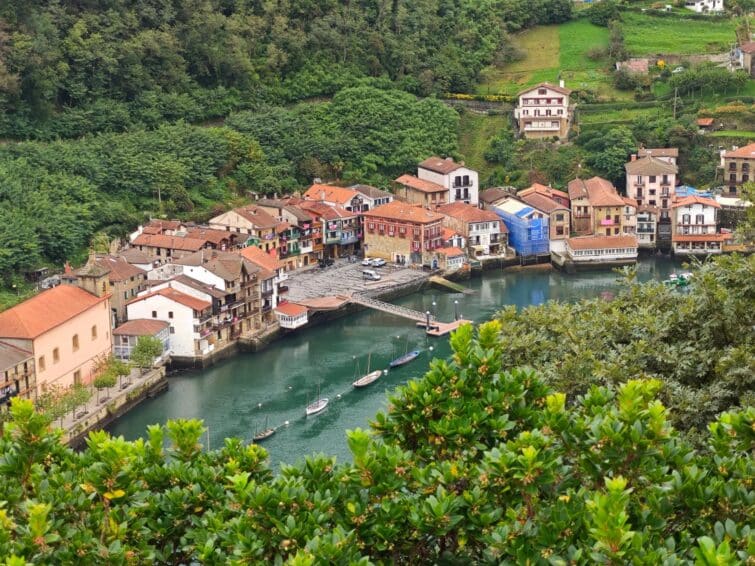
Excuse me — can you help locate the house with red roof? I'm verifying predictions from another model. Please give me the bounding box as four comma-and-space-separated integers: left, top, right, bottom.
112, 319, 170, 364
126, 288, 213, 359
393, 174, 449, 208
208, 205, 280, 253
417, 156, 479, 206
720, 143, 755, 196
670, 195, 728, 255
436, 202, 507, 257
303, 184, 365, 212
564, 235, 638, 267
0, 280, 112, 392
516, 185, 571, 252
514, 81, 574, 140
239, 245, 286, 322
297, 201, 360, 260
274, 302, 309, 330
0, 340, 36, 410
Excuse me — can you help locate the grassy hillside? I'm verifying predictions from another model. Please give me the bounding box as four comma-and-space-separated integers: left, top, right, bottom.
457, 112, 512, 179
622, 12, 737, 55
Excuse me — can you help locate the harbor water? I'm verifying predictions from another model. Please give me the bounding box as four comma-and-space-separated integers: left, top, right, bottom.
109, 258, 682, 466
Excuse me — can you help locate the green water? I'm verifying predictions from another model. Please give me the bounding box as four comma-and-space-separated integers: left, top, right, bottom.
109, 258, 681, 466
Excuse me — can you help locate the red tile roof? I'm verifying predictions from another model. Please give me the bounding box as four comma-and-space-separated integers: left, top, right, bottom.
274, 302, 308, 317
519, 183, 570, 202
298, 201, 355, 220
697, 118, 714, 127
673, 233, 730, 242
584, 178, 625, 207
0, 285, 108, 339
567, 235, 638, 250
184, 227, 236, 245
363, 201, 445, 224
303, 184, 359, 205
442, 227, 462, 240
231, 205, 279, 229
723, 143, 755, 159
568, 176, 614, 201
638, 148, 678, 158
238, 245, 283, 273
127, 288, 211, 311
113, 319, 170, 336
518, 82, 572, 97
671, 195, 721, 209
437, 246, 465, 257
625, 155, 678, 175
740, 41, 755, 53
132, 233, 206, 252
98, 256, 146, 282
621, 197, 637, 208
418, 156, 464, 175
394, 174, 446, 193
436, 202, 501, 224
517, 192, 569, 214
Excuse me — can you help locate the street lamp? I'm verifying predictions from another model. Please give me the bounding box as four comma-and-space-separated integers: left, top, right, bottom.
432, 301, 437, 318
425, 310, 431, 330
454, 300, 459, 321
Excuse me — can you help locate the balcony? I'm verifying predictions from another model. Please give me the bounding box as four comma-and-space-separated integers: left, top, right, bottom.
275, 271, 289, 282
524, 124, 560, 131
220, 299, 244, 313
300, 243, 314, 254
261, 288, 274, 297
340, 234, 359, 245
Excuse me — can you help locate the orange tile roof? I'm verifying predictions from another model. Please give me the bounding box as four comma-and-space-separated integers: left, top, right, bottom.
625, 155, 678, 175
274, 302, 308, 317
740, 41, 755, 53
238, 245, 283, 272
673, 233, 730, 242
394, 174, 446, 193
113, 319, 170, 336
436, 202, 502, 223
132, 233, 206, 252
567, 235, 638, 250
437, 246, 465, 256
574, 176, 624, 207
298, 200, 355, 220
671, 195, 721, 209
231, 205, 279, 229
517, 192, 569, 214
723, 143, 755, 159
442, 227, 462, 240
418, 156, 464, 175
519, 183, 570, 202
621, 197, 638, 208
98, 256, 145, 282
127, 288, 211, 312
363, 201, 445, 224
638, 148, 678, 158
184, 227, 236, 245
697, 118, 714, 127
0, 285, 108, 339
518, 81, 572, 96
568, 176, 614, 201
303, 184, 359, 205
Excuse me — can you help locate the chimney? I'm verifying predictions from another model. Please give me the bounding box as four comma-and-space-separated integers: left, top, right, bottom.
559, 79, 565, 89
630, 154, 637, 162
321, 190, 325, 202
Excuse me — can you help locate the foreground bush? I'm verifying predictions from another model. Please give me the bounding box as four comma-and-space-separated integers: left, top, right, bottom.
0, 318, 752, 564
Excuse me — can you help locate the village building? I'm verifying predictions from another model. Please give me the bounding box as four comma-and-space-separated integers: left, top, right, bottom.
298, 201, 359, 259
126, 288, 213, 359
362, 201, 445, 265
625, 153, 678, 217
274, 302, 309, 330
0, 281, 112, 392
564, 235, 639, 265
112, 319, 170, 364
615, 58, 650, 74
442, 228, 466, 250
720, 143, 755, 196
119, 248, 154, 272
697, 118, 716, 132
436, 202, 506, 257
63, 255, 148, 328
684, 0, 724, 13
491, 198, 550, 257
516, 188, 571, 252
737, 42, 755, 77
129, 221, 238, 261
393, 174, 448, 208
514, 81, 573, 140
621, 197, 638, 236
670, 195, 727, 255
239, 245, 286, 323
637, 147, 678, 165
636, 205, 660, 249
350, 184, 394, 210
255, 199, 317, 269
417, 156, 479, 206
479, 187, 517, 210
518, 183, 571, 208
208, 205, 280, 253
130, 233, 207, 262
434, 247, 467, 273
567, 176, 630, 238
303, 184, 365, 213
0, 340, 36, 411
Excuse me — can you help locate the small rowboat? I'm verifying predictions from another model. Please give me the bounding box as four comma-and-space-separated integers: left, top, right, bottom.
389, 350, 420, 368
305, 397, 329, 416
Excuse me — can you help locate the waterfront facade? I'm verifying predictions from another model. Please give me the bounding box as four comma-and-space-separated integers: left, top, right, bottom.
417, 156, 479, 206
436, 202, 506, 257
636, 206, 659, 249
492, 198, 550, 256
720, 143, 755, 196
565, 235, 639, 264
362, 201, 445, 265
625, 154, 678, 220
209, 205, 280, 253
274, 302, 309, 330
671, 195, 727, 255
112, 319, 170, 363
516, 188, 571, 252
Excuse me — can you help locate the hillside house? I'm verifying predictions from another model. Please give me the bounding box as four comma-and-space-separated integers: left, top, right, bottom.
514, 82, 573, 140
351, 184, 394, 210
394, 174, 448, 208
720, 143, 755, 195
0, 341, 36, 411
737, 42, 755, 77
436, 202, 506, 257
638, 148, 678, 165
636, 205, 660, 249
684, 0, 724, 12
298, 201, 359, 259
208, 205, 280, 253
417, 156, 479, 206
362, 201, 445, 265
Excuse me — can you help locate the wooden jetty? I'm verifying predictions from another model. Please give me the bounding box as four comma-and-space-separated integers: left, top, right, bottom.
416, 319, 472, 336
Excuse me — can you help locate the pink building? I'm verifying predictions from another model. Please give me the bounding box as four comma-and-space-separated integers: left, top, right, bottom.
0, 283, 113, 393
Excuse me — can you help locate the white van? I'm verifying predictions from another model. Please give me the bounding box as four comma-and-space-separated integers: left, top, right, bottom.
362, 269, 381, 281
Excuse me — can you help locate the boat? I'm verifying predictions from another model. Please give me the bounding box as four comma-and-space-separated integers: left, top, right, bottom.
305, 383, 329, 416
389, 350, 420, 368
663, 272, 693, 288
253, 417, 275, 442
353, 353, 382, 388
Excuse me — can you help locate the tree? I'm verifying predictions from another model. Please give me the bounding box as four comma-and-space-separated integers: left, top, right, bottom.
735, 181, 755, 244
130, 335, 164, 374
92, 370, 116, 404
111, 358, 131, 390
588, 0, 620, 26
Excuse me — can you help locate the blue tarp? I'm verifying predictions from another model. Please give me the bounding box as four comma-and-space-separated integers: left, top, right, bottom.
493, 207, 549, 256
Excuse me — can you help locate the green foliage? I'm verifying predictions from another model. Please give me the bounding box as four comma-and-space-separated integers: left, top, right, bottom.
669, 65, 750, 97
588, 0, 621, 26
0, 305, 753, 562
130, 336, 163, 371
578, 126, 637, 184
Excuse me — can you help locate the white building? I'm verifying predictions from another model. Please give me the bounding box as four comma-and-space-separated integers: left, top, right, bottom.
112, 319, 170, 364
513, 82, 573, 140
636, 206, 659, 249
436, 202, 505, 257
126, 288, 213, 358
274, 302, 309, 330
417, 156, 479, 206
565, 235, 638, 264
684, 0, 723, 13
350, 184, 394, 211
671, 195, 727, 255
625, 153, 678, 220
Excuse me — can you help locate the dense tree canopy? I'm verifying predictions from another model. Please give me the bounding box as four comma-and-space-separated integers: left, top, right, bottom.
0, 309, 752, 562
0, 0, 571, 139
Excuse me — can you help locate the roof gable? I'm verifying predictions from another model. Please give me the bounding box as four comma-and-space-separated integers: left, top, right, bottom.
418, 156, 464, 175
303, 184, 360, 205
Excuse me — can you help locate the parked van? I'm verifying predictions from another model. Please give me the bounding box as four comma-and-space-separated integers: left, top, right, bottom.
362, 269, 381, 281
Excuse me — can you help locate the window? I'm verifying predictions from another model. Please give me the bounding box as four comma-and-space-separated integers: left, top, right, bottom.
91, 325, 97, 340
662, 175, 669, 184
649, 176, 656, 183
555, 213, 564, 221
695, 214, 705, 224
743, 174, 750, 183
124, 292, 128, 300
729, 162, 737, 171
168, 311, 174, 319
556, 225, 564, 236
72, 334, 79, 351
637, 176, 643, 184
650, 189, 656, 196
38, 356, 45, 372
170, 326, 175, 334
53, 348, 59, 363
682, 214, 691, 224
73, 370, 81, 385
152, 310, 157, 318
538, 88, 546, 95
730, 173, 737, 182
614, 228, 619, 235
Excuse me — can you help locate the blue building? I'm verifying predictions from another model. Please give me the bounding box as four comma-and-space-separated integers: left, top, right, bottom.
493, 198, 549, 256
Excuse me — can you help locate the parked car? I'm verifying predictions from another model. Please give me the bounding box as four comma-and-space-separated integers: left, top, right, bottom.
361, 257, 372, 266
362, 269, 381, 281
370, 258, 387, 267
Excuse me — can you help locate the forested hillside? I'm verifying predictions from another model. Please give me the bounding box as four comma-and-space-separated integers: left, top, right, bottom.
0, 0, 571, 139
